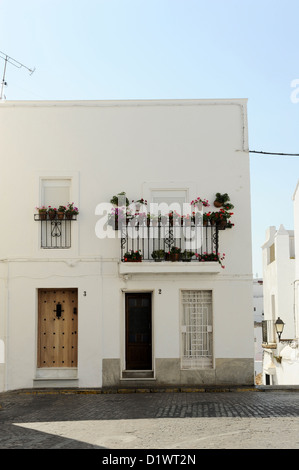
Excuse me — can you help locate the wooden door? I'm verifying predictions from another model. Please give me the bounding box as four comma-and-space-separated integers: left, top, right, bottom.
38, 289, 78, 368
125, 293, 152, 370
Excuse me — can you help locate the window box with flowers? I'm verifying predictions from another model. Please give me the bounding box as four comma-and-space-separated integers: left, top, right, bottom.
196, 252, 226, 269
123, 250, 142, 262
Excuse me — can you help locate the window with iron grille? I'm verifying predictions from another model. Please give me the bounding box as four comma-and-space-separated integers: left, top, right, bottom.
181, 290, 213, 369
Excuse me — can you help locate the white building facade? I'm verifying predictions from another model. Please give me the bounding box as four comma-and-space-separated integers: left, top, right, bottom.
0, 99, 254, 392
253, 278, 263, 382
261, 209, 297, 384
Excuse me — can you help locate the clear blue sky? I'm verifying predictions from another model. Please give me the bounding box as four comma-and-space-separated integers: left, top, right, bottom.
1, 0, 298, 277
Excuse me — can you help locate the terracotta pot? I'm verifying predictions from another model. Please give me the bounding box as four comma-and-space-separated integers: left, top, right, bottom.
170, 253, 180, 262
217, 220, 227, 230
57, 212, 65, 220
48, 211, 56, 220
214, 200, 223, 208
39, 212, 47, 220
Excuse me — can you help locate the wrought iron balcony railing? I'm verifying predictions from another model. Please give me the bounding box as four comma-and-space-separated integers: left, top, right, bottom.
120, 220, 219, 262
34, 214, 77, 249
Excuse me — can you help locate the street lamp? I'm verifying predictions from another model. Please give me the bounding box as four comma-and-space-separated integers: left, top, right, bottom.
275, 317, 285, 342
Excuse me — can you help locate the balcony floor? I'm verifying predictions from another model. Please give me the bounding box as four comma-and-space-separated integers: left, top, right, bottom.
119, 261, 221, 275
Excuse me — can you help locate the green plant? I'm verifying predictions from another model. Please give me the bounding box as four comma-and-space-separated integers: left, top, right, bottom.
110, 192, 129, 207
132, 198, 147, 206
123, 250, 142, 261
203, 212, 211, 224
65, 203, 79, 215
223, 202, 234, 211
190, 196, 210, 207
58, 205, 66, 212
214, 193, 230, 205
36, 205, 47, 212
169, 246, 181, 254
196, 251, 226, 268
151, 249, 166, 260
181, 249, 195, 260
47, 206, 57, 213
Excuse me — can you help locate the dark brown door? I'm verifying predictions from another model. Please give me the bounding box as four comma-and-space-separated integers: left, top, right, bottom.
125, 293, 152, 370
38, 288, 78, 368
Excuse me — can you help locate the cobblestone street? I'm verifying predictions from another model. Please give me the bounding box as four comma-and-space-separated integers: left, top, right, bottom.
1, 388, 299, 449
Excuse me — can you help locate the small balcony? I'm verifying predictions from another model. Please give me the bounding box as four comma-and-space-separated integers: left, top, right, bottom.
34, 213, 77, 249
119, 220, 223, 274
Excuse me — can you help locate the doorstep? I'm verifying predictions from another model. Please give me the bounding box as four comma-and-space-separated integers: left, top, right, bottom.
34, 368, 78, 388
121, 370, 155, 379
33, 378, 79, 388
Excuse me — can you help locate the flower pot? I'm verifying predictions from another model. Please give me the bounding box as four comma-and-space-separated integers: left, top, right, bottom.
217, 220, 227, 230
57, 212, 65, 220
65, 212, 73, 220
214, 200, 223, 208
39, 212, 47, 220
170, 253, 180, 262
48, 211, 56, 220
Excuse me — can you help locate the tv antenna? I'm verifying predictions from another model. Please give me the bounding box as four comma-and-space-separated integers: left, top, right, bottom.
0, 51, 35, 100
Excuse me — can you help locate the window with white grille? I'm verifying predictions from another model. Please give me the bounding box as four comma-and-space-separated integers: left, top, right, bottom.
181, 290, 213, 369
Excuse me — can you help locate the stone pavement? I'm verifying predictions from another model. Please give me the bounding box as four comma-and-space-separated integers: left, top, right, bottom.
1, 386, 299, 449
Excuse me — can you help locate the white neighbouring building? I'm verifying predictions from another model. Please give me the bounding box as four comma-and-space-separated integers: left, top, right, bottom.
0, 99, 254, 392
253, 278, 264, 382
261, 183, 298, 385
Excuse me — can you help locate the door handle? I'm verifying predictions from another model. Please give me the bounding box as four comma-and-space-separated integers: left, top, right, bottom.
54, 302, 64, 319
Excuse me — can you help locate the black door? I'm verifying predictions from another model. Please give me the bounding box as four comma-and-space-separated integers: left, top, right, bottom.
125, 293, 152, 370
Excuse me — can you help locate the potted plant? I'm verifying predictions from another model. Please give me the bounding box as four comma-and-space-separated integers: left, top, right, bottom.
181, 249, 195, 261
160, 215, 167, 225
57, 205, 66, 219
132, 198, 147, 211
203, 212, 211, 226
36, 205, 47, 220
123, 250, 142, 262
168, 246, 181, 262
149, 214, 159, 226
214, 209, 234, 229
196, 251, 226, 268
190, 197, 210, 208
151, 249, 166, 262
213, 193, 230, 208
110, 192, 129, 207
135, 211, 147, 225
108, 207, 125, 230
65, 203, 79, 220
208, 212, 217, 226
47, 206, 57, 220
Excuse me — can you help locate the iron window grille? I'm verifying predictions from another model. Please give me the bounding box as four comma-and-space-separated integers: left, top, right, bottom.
181, 290, 213, 369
